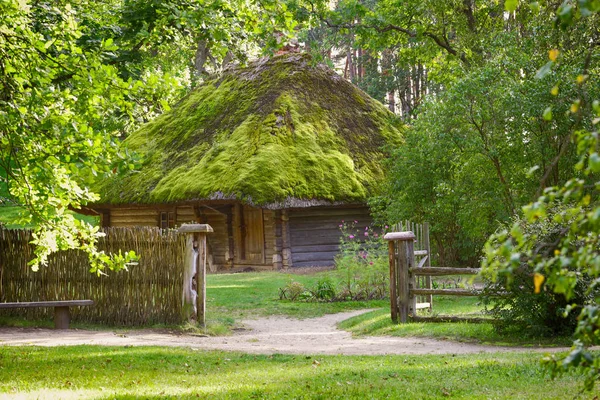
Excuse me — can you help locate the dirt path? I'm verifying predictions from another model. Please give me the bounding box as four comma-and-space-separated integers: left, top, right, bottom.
0, 310, 566, 355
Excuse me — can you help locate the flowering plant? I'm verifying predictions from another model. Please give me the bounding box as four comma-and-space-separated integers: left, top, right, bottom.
333, 221, 389, 300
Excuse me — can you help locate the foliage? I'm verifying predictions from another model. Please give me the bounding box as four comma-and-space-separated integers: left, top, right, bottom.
0, 0, 139, 272
333, 221, 389, 300
0, 346, 595, 399
481, 211, 594, 337
277, 222, 389, 303
368, 1, 599, 268
0, 0, 309, 272
482, 0, 600, 390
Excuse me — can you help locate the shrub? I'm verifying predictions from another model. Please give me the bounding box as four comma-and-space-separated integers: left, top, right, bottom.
279, 280, 308, 301
481, 211, 594, 337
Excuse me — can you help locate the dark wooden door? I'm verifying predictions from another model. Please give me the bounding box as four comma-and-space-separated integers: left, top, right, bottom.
235, 205, 265, 264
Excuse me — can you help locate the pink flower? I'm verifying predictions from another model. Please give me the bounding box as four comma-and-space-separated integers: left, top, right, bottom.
349, 235, 354, 239
339, 224, 343, 228
365, 227, 368, 231
341, 220, 345, 223
354, 220, 358, 223
364, 232, 369, 237
374, 233, 379, 238
385, 225, 389, 229
369, 262, 373, 265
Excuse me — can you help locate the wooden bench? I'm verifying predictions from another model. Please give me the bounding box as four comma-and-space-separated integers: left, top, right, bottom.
0, 300, 94, 329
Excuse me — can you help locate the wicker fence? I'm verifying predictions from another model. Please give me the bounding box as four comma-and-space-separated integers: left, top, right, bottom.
0, 227, 185, 325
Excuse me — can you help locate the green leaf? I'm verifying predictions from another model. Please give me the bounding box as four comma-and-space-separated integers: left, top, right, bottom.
505, 0, 519, 11
535, 61, 554, 80
589, 153, 600, 173
543, 107, 553, 120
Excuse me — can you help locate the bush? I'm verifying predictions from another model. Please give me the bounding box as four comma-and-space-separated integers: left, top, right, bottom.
481, 211, 593, 337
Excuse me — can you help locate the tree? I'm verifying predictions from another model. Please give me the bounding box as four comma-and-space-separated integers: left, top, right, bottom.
310, 0, 598, 267
0, 0, 303, 273
482, 0, 600, 389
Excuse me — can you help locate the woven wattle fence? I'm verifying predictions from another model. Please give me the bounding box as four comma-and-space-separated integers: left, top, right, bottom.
0, 227, 185, 325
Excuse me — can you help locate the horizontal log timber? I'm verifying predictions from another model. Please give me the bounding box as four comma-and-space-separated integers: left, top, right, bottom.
410, 267, 481, 276
384, 232, 415, 241
414, 250, 428, 256
289, 208, 370, 218
289, 217, 372, 226
111, 209, 161, 216
292, 261, 335, 268
291, 251, 339, 262
411, 288, 481, 296
292, 244, 340, 253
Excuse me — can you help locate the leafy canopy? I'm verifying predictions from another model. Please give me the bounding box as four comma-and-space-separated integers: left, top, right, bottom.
0, 0, 304, 272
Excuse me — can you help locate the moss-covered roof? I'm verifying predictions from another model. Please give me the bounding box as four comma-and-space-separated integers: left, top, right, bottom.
97, 53, 403, 207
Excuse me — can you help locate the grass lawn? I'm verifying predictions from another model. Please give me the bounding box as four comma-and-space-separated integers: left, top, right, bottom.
0, 270, 573, 347
207, 271, 387, 320
0, 345, 594, 399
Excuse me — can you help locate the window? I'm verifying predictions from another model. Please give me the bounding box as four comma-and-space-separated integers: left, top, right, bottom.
160, 211, 175, 229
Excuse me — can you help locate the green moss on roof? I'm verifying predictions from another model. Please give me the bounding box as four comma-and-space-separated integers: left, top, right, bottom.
98, 53, 403, 206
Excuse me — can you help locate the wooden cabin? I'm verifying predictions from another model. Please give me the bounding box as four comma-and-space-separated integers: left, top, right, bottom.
92, 203, 371, 270
88, 53, 402, 271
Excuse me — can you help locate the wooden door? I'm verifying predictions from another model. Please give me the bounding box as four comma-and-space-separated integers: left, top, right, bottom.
235, 205, 265, 264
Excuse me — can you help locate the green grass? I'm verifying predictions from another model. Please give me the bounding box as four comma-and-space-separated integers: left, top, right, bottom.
339, 296, 572, 347
0, 346, 595, 399
0, 270, 572, 346
202, 271, 386, 333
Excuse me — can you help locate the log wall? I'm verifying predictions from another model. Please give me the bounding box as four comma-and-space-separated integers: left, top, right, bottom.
289, 206, 372, 268
106, 205, 275, 271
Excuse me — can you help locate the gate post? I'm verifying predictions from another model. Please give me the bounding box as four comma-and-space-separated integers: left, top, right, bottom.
384, 231, 416, 323
178, 224, 213, 326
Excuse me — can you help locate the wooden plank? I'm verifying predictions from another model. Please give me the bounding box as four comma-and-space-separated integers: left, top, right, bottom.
290, 251, 339, 263
292, 244, 340, 253
289, 208, 370, 218
197, 233, 207, 327
414, 250, 428, 256
410, 267, 481, 276
290, 237, 341, 247
243, 206, 265, 264
384, 232, 416, 241
388, 241, 397, 323
411, 288, 481, 296
0, 300, 94, 308
291, 261, 334, 268
111, 209, 161, 217
416, 255, 428, 269
181, 233, 196, 321
423, 222, 432, 310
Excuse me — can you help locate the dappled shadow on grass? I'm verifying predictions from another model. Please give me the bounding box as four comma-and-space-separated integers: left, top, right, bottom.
0, 346, 592, 399
338, 309, 573, 347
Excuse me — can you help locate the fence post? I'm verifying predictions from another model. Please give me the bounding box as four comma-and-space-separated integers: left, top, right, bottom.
388, 240, 398, 323
423, 222, 433, 310
178, 224, 213, 326
384, 231, 416, 323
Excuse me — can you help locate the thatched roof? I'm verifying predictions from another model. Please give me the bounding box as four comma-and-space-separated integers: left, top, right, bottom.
97, 53, 403, 208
